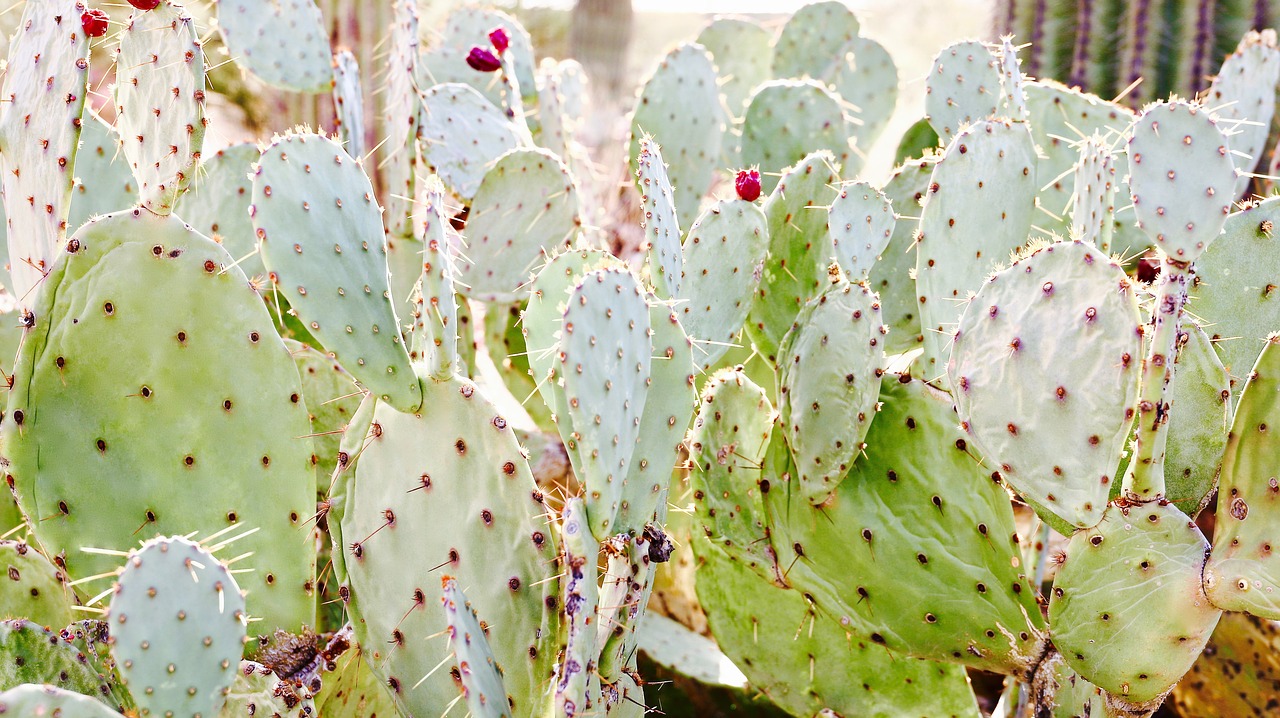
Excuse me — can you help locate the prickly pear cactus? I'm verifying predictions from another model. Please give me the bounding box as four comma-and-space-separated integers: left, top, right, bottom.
221, 661, 314, 718
332, 50, 365, 158
0, 541, 75, 630
827, 36, 899, 151
251, 131, 421, 412
442, 577, 511, 718
924, 40, 1000, 142
1204, 335, 1280, 618
635, 139, 682, 300
771, 0, 860, 79
0, 684, 124, 717
1071, 134, 1118, 252
872, 157, 933, 354
827, 181, 895, 282
114, 0, 206, 216
457, 148, 580, 303
0, 619, 117, 706
176, 143, 263, 279
420, 84, 522, 200
286, 338, 361, 493
695, 18, 773, 117
0, 0, 90, 305
214, 0, 333, 93
108, 536, 247, 718
2, 211, 316, 633
1050, 503, 1222, 709
776, 280, 885, 506
1172, 612, 1280, 717
1207, 30, 1280, 198
67, 113, 137, 236
741, 81, 851, 195
949, 241, 1143, 529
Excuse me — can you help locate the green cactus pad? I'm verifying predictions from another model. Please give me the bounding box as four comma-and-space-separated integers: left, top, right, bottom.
59, 620, 134, 714
252, 131, 420, 412
459, 148, 580, 303
629, 44, 725, 228
484, 303, 552, 429
331, 51, 365, 158
1128, 101, 1235, 262
949, 241, 1142, 529
635, 138, 683, 300
894, 117, 941, 164
330, 378, 559, 718
1208, 30, 1280, 198
613, 306, 696, 535
409, 176, 462, 380
0, 620, 116, 705
916, 118, 1039, 381
1161, 322, 1231, 517
696, 543, 981, 718
764, 372, 1046, 676
872, 157, 933, 354
420, 84, 522, 200
1050, 503, 1222, 706
221, 661, 314, 717
2, 211, 316, 632
0, 0, 89, 305
560, 269, 652, 540
1172, 612, 1280, 717
924, 41, 1001, 142
109, 536, 247, 718
1188, 196, 1280, 397
688, 368, 781, 582
556, 498, 599, 718
679, 199, 769, 370
1022, 82, 1139, 255
695, 18, 773, 118
0, 684, 124, 717
778, 281, 885, 506
997, 37, 1028, 121
828, 181, 896, 282
745, 152, 841, 362
772, 1, 860, 79
1205, 335, 1280, 618
286, 339, 360, 494
0, 541, 75, 630
741, 81, 851, 196
442, 577, 510, 718
827, 36, 899, 152
214, 0, 332, 93
312, 646, 396, 718
176, 143, 263, 280
68, 113, 137, 236
1071, 135, 1118, 252
384, 0, 422, 243
115, 1, 205, 216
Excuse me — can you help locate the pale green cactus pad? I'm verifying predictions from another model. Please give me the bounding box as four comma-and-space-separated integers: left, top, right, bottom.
68, 113, 137, 236
1071, 135, 1118, 252
457, 148, 580, 303
329, 377, 559, 718
950, 241, 1142, 529
0, 684, 124, 718
442, 577, 511, 718
772, 0, 860, 79
252, 131, 421, 413
1160, 322, 1232, 517
1205, 335, 1280, 619
439, 6, 538, 106
1207, 30, 1280, 198
635, 138, 682, 300
916, 118, 1039, 381
741, 81, 851, 195
221, 661, 314, 717
828, 180, 896, 282
176, 143, 263, 280
0, 0, 89, 305
312, 647, 397, 718
745, 151, 840, 362
0, 620, 117, 706
2, 211, 316, 633
827, 36, 899, 152
679, 198, 769, 370
629, 44, 726, 227
1050, 503, 1222, 706
383, 0, 422, 242
924, 40, 1001, 142
695, 17, 773, 117
286, 339, 361, 494
872, 157, 933, 354
109, 536, 247, 718
332, 50, 365, 158
1127, 100, 1236, 263
777, 280, 885, 506
555, 498, 599, 717
215, 0, 333, 93
765, 372, 1046, 676
560, 269, 652, 540
696, 542, 981, 718
420, 84, 522, 200
0, 541, 75, 630
115, 1, 205, 215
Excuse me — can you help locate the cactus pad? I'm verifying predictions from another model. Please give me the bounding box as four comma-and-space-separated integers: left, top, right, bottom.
332, 50, 365, 158
252, 131, 421, 412
2, 211, 316, 632
0, 620, 116, 705
0, 541, 75, 630
828, 180, 896, 282
950, 241, 1142, 529
1050, 503, 1222, 706
420, 84, 522, 200
635, 138, 683, 300
109, 536, 247, 718
222, 661, 314, 717
442, 577, 510, 718
115, 1, 206, 215
924, 41, 1001, 141
772, 1, 860, 79
741, 81, 851, 195
1208, 30, 1280, 198
0, 684, 124, 717
695, 18, 773, 117
1127, 101, 1235, 262
827, 36, 899, 151
1071, 135, 1118, 252
214, 0, 333, 93
68, 114, 137, 236
872, 157, 933, 354
459, 148, 579, 303
176, 143, 263, 280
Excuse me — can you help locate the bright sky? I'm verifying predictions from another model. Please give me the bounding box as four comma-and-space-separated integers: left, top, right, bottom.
521, 0, 871, 11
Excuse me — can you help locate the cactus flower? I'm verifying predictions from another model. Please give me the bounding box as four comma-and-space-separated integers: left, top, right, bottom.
489, 27, 510, 54
735, 169, 762, 202
81, 8, 109, 37
466, 46, 502, 73
127, 0, 163, 9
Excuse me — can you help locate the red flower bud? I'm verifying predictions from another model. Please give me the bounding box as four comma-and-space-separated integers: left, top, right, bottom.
735, 169, 762, 202
127, 0, 163, 9
489, 27, 510, 54
81, 8, 109, 37
466, 46, 502, 73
